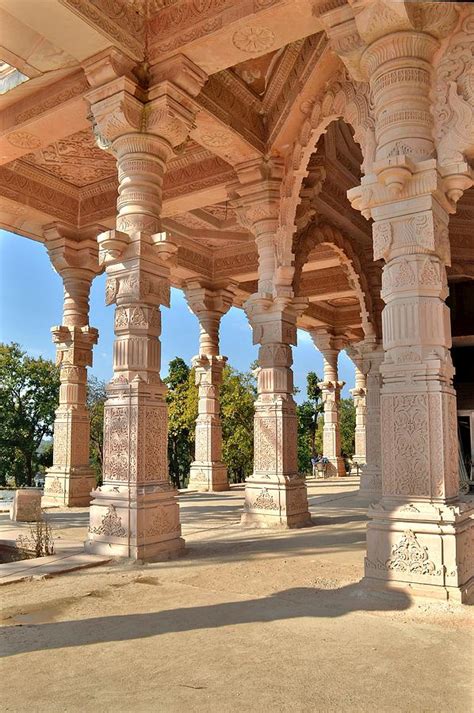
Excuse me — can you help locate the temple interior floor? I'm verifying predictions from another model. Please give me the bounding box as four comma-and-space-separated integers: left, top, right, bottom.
1, 478, 472, 713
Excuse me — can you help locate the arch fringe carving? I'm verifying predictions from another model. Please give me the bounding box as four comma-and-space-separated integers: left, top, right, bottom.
277, 72, 375, 274
293, 222, 375, 337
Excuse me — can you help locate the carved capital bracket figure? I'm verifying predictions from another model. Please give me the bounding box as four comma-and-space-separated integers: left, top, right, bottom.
335, 5, 474, 602
184, 280, 236, 492
42, 223, 102, 507
85, 62, 205, 561
311, 329, 347, 478
242, 293, 312, 528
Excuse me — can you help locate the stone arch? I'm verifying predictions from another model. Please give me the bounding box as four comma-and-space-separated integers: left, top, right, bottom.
276, 73, 375, 274
293, 222, 376, 338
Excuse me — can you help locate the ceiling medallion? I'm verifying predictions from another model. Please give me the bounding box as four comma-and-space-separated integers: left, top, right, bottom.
232, 26, 275, 54
7, 131, 41, 149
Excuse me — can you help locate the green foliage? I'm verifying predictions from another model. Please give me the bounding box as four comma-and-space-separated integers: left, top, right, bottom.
87, 376, 107, 485
165, 358, 198, 489
296, 371, 323, 473
339, 398, 356, 459
220, 365, 256, 483
0, 343, 59, 486
164, 358, 256, 488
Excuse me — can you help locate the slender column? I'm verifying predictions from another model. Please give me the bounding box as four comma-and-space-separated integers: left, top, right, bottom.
43, 225, 101, 507
346, 344, 369, 468
244, 296, 311, 527
355, 340, 384, 499
311, 330, 346, 477
229, 158, 311, 527
347, 24, 474, 601
85, 60, 205, 560
184, 281, 235, 492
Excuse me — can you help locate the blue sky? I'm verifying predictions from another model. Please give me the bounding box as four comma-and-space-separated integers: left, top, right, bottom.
0, 229, 355, 401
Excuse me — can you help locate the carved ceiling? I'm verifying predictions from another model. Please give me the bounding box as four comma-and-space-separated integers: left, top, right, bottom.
0, 0, 472, 343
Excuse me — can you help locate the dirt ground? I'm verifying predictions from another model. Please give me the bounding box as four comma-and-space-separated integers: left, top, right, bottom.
1, 480, 473, 713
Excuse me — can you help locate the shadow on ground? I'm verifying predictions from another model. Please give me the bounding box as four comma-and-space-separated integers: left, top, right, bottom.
0, 584, 411, 657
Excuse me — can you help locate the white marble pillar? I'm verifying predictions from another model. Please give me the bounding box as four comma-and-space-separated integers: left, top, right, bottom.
184, 281, 235, 492
311, 330, 346, 477
43, 225, 101, 507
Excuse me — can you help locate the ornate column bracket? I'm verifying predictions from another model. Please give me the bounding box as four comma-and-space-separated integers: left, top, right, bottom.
228, 157, 294, 296
42, 223, 103, 507
85, 66, 205, 561
184, 280, 237, 492
311, 328, 347, 478
241, 293, 312, 528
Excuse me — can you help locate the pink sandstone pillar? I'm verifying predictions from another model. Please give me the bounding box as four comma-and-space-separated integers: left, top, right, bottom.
43, 224, 101, 507
184, 281, 235, 492
346, 343, 369, 469
347, 25, 474, 601
84, 60, 205, 560
310, 330, 346, 478
229, 158, 311, 528
349, 339, 384, 500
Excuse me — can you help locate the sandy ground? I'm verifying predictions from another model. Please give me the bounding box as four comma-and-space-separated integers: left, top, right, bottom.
1, 479, 473, 713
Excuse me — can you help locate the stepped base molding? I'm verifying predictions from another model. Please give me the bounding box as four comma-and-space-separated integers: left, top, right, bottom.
188, 462, 229, 492
42, 466, 96, 508
85, 485, 184, 561
363, 500, 474, 604
241, 479, 312, 529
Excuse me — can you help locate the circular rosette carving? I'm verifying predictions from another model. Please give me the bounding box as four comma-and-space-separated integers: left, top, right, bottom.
232, 26, 275, 54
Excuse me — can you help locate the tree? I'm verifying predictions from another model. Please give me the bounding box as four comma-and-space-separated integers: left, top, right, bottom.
165, 357, 198, 489
0, 343, 60, 486
220, 365, 256, 483
87, 376, 107, 485
296, 371, 324, 474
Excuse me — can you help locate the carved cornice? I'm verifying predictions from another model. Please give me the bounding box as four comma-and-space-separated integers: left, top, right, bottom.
0, 164, 79, 223
164, 155, 235, 199
59, 0, 145, 59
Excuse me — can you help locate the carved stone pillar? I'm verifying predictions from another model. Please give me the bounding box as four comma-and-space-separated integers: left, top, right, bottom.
349, 340, 384, 499
311, 330, 346, 478
229, 158, 311, 527
184, 281, 235, 492
84, 61, 205, 560
347, 22, 474, 601
244, 295, 311, 527
43, 225, 101, 507
349, 359, 367, 467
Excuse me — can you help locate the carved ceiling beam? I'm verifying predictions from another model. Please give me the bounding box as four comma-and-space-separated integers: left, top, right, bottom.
0, 70, 91, 165
268, 34, 335, 151
191, 73, 265, 162
164, 218, 250, 244
148, 0, 324, 76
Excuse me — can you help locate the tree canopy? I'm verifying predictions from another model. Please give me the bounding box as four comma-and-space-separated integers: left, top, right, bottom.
87, 376, 107, 485
0, 343, 59, 486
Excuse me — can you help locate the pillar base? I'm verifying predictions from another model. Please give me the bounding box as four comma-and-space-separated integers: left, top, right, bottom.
357, 468, 382, 501
240, 478, 312, 529
42, 466, 96, 508
363, 499, 474, 604
187, 462, 229, 492
325, 457, 347, 478
85, 484, 185, 561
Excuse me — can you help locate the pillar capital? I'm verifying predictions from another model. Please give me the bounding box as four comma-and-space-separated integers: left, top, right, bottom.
244, 294, 307, 347
44, 223, 103, 281
184, 280, 237, 356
